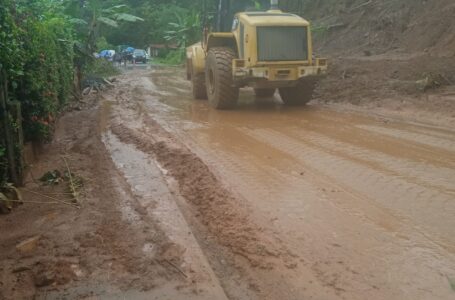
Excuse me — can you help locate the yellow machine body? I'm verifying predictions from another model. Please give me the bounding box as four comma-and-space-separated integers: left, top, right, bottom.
186, 10, 327, 89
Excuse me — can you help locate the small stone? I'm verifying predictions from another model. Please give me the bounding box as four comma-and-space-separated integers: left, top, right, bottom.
70, 264, 84, 278
16, 236, 41, 254
34, 271, 55, 287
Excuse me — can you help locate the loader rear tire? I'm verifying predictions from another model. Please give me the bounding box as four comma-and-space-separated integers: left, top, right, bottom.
254, 88, 276, 98
192, 71, 207, 100
205, 47, 239, 109
279, 79, 316, 106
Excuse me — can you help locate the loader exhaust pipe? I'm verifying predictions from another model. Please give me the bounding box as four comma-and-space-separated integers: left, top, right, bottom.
270, 0, 279, 10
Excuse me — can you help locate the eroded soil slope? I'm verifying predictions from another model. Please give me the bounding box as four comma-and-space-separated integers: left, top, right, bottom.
296, 0, 455, 119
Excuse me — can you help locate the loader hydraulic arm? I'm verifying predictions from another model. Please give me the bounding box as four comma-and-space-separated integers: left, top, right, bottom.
215, 0, 231, 32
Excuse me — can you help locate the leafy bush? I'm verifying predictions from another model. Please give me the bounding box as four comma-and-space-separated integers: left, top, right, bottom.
0, 0, 24, 185
0, 0, 24, 79
96, 37, 114, 51
156, 48, 185, 65
84, 59, 120, 78
0, 0, 75, 185
19, 18, 74, 141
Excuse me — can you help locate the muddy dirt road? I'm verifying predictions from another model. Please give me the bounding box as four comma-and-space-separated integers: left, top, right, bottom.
3, 65, 453, 300
98, 66, 455, 300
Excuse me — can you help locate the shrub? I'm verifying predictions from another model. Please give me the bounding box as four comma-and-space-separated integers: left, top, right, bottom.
84, 59, 120, 79
19, 19, 74, 141
157, 48, 185, 65
0, 0, 75, 185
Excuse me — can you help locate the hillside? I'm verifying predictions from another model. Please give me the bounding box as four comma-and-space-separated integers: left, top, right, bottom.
302, 0, 455, 56
295, 0, 455, 120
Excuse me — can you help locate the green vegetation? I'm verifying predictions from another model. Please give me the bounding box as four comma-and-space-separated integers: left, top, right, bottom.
84, 59, 121, 78
155, 49, 186, 66
0, 0, 142, 187
0, 0, 313, 186
1, 0, 75, 187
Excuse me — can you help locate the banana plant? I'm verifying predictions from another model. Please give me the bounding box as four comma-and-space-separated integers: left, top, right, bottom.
64, 0, 143, 91
164, 10, 200, 49
67, 0, 143, 54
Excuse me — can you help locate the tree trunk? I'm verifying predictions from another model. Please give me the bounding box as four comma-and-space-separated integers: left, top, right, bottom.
0, 70, 20, 185
8, 101, 23, 185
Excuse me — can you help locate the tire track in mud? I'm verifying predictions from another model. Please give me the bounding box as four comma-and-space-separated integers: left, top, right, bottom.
115, 68, 455, 299
274, 109, 455, 168
242, 128, 455, 253
172, 127, 455, 299
182, 127, 301, 211
109, 122, 293, 268
310, 106, 455, 141
172, 124, 455, 299
356, 124, 455, 153
143, 67, 455, 299
282, 128, 455, 193
105, 85, 296, 274
384, 122, 455, 141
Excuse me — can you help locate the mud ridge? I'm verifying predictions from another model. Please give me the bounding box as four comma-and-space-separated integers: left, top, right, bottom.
0, 99, 191, 299
109, 120, 293, 270
61, 105, 184, 291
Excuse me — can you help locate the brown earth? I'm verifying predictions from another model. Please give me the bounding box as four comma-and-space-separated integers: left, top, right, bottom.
0, 65, 454, 299
0, 91, 228, 299
108, 86, 296, 270
302, 0, 455, 121
0, 94, 184, 299
304, 0, 455, 56
139, 65, 455, 300
315, 55, 455, 125
1, 1, 455, 298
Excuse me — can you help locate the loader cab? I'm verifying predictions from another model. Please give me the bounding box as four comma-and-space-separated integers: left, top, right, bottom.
230, 11, 312, 67
231, 17, 244, 58
212, 0, 271, 32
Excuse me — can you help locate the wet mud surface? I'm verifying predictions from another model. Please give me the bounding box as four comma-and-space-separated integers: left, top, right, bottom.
123, 66, 454, 299
1, 65, 454, 299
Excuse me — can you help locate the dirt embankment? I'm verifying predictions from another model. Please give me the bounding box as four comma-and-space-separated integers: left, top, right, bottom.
306, 0, 455, 57
303, 0, 455, 120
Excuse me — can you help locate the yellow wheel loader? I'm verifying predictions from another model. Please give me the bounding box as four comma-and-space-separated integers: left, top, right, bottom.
186, 0, 327, 109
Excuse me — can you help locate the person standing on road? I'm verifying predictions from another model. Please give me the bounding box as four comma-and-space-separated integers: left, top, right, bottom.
113, 52, 122, 66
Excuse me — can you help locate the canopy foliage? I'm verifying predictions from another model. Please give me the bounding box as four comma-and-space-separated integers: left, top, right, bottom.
0, 0, 309, 185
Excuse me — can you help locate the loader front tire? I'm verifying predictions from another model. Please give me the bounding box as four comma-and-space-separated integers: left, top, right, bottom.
205, 47, 239, 109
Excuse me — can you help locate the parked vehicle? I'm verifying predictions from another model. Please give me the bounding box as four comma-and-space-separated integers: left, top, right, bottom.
99, 49, 116, 61
133, 49, 147, 64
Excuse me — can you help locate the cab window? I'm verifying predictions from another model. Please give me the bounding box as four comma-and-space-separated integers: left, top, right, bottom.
232, 17, 239, 31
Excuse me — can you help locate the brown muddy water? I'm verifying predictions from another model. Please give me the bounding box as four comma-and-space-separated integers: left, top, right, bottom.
107, 66, 455, 300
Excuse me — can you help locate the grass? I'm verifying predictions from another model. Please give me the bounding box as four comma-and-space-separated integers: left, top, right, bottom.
154, 49, 185, 66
